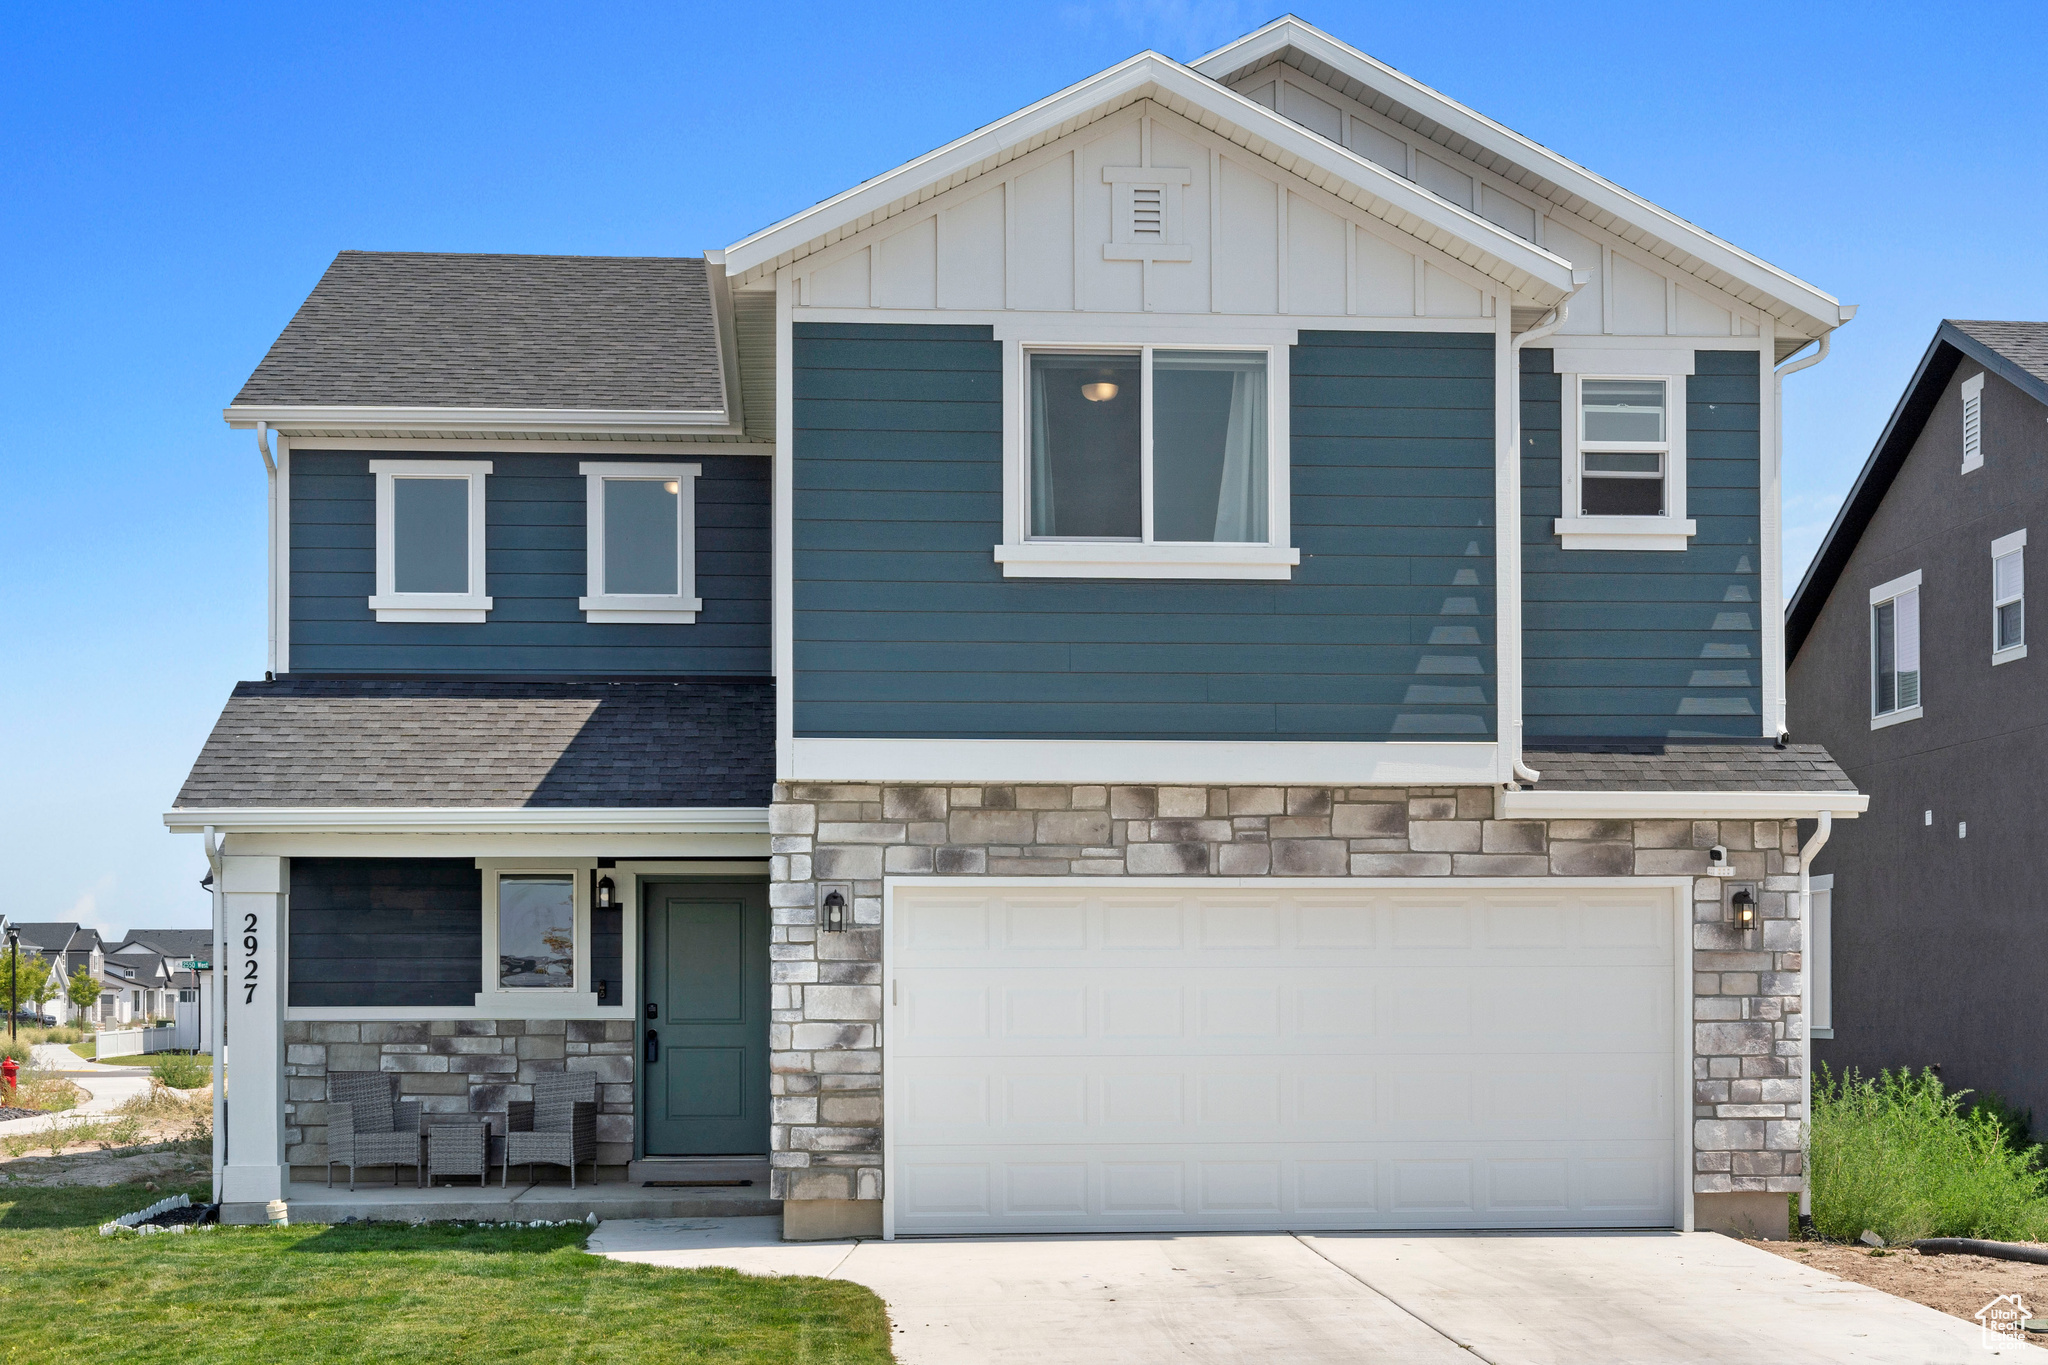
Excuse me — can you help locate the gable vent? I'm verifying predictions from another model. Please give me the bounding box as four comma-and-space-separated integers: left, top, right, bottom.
1962, 372, 1985, 473
1132, 186, 1164, 238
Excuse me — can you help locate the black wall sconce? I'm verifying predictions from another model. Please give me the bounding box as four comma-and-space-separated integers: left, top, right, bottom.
823, 890, 848, 933
1729, 886, 1758, 933
594, 875, 616, 911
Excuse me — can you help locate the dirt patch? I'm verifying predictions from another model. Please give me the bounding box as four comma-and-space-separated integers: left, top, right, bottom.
1751, 1238, 2048, 1342
0, 1083, 211, 1177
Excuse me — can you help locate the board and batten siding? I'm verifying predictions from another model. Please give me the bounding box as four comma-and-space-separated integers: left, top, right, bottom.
288, 858, 481, 1008
1520, 348, 1763, 738
791, 322, 1495, 742
288, 450, 770, 676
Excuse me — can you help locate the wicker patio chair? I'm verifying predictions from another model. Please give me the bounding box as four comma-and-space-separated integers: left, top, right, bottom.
502, 1070, 599, 1188
326, 1071, 424, 1190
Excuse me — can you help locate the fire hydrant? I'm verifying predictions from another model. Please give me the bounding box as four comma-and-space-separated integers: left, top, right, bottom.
1, 1057, 16, 1094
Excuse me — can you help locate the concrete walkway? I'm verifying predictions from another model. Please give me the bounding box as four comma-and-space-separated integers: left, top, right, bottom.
587, 1219, 2012, 1363
0, 1044, 153, 1141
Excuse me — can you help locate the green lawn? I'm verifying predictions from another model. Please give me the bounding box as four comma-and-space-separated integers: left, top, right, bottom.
69, 1041, 93, 1061
0, 1185, 894, 1363
92, 1054, 213, 1069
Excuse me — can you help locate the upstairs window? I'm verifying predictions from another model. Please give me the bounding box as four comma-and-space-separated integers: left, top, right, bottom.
1026, 348, 1269, 544
1578, 378, 1667, 516
1961, 373, 1985, 473
1870, 570, 1922, 727
368, 460, 492, 622
1993, 529, 2026, 662
579, 463, 703, 623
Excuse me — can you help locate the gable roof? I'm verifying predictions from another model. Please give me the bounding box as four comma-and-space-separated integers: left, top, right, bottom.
8, 923, 86, 955
721, 49, 1578, 303
1786, 320, 2048, 659
1192, 18, 1848, 346
226, 251, 743, 436
112, 930, 212, 961
171, 677, 773, 811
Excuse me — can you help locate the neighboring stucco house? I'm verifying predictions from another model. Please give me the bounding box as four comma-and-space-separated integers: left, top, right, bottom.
1787, 320, 2048, 1119
170, 17, 1866, 1235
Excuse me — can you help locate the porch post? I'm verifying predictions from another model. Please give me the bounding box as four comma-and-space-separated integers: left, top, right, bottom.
220, 853, 288, 1220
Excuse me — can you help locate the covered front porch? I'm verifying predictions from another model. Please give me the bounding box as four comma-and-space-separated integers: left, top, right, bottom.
281, 1157, 777, 1225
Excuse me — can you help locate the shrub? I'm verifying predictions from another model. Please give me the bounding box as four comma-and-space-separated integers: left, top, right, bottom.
149, 1054, 210, 1090
1810, 1065, 2048, 1243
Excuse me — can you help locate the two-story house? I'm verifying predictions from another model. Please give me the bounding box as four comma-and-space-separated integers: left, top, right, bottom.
7, 922, 104, 1026
170, 17, 1865, 1236
1787, 320, 2048, 1122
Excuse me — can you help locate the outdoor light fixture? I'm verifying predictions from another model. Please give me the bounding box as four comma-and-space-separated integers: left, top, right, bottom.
1730, 887, 1759, 932
823, 890, 848, 934
594, 875, 616, 911
1081, 380, 1119, 402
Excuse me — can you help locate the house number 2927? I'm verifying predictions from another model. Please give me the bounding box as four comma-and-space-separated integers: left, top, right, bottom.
243, 912, 259, 1005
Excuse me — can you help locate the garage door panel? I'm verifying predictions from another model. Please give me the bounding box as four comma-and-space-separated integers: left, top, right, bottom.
888, 884, 1681, 1233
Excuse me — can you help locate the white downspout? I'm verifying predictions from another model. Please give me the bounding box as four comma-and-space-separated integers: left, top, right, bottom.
1797, 810, 1832, 1235
256, 424, 279, 677
1503, 276, 1587, 787
203, 826, 227, 1208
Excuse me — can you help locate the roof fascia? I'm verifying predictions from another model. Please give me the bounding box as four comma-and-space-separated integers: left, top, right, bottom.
1192, 18, 1846, 333
222, 404, 741, 438
1786, 322, 2048, 658
164, 806, 771, 835
722, 52, 1574, 301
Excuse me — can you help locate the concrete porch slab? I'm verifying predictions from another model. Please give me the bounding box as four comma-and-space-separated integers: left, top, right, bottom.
259, 1179, 780, 1226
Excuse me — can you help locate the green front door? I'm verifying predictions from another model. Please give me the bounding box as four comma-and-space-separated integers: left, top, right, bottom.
642, 883, 770, 1156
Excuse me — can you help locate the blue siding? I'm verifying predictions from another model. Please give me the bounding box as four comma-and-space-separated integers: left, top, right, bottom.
1520, 349, 1763, 738
288, 858, 481, 1008
288, 450, 770, 676
791, 323, 1495, 741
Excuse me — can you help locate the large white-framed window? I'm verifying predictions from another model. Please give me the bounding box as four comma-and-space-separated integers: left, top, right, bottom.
1993, 528, 2026, 664
578, 462, 703, 623
1961, 372, 1985, 473
1870, 569, 1922, 729
368, 459, 493, 622
991, 334, 1300, 580
477, 867, 595, 1010
1554, 366, 1698, 551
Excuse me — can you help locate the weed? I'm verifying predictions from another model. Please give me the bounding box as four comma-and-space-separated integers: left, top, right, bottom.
1810, 1064, 2048, 1243
149, 1053, 210, 1089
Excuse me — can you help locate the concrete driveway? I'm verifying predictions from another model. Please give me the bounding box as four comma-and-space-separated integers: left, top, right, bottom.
588, 1217, 2015, 1363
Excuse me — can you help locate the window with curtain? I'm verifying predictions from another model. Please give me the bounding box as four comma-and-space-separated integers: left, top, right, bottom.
1029, 348, 1268, 544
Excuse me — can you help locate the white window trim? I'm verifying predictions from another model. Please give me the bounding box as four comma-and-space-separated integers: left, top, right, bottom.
577, 462, 704, 623
992, 330, 1300, 580
1992, 528, 2026, 664
1555, 367, 1697, 551
1808, 872, 1832, 1037
1869, 568, 1922, 728
1961, 373, 1984, 474
367, 459, 493, 621
476, 865, 596, 1011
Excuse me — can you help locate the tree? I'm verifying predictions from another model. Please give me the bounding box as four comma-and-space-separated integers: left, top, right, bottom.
8, 952, 51, 1022
67, 965, 99, 1020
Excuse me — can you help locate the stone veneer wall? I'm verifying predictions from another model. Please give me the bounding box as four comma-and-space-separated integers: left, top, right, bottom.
767, 782, 1807, 1208
281, 1019, 638, 1172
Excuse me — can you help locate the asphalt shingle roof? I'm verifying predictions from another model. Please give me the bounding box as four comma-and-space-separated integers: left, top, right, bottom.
174, 678, 773, 809
1522, 741, 1855, 793
231, 251, 727, 412
113, 930, 213, 960
1947, 320, 2048, 390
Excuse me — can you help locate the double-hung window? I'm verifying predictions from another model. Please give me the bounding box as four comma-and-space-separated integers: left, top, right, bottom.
1870, 570, 1922, 727
1993, 529, 2025, 663
579, 463, 703, 623
1553, 363, 1697, 551
368, 460, 492, 621
993, 343, 1299, 579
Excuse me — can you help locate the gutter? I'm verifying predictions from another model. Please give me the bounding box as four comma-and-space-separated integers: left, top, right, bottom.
1798, 811, 1833, 1236
163, 806, 771, 836
1502, 278, 1588, 788
202, 827, 227, 1208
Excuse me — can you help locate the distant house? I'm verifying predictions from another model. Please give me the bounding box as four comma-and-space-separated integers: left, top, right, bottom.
105, 930, 215, 1029
6, 922, 105, 1024
1787, 320, 2048, 1121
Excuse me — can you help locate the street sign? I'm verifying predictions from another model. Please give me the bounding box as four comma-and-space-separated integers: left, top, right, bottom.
181, 960, 210, 970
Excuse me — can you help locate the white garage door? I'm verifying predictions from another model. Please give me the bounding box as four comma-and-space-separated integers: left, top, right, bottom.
886, 882, 1680, 1235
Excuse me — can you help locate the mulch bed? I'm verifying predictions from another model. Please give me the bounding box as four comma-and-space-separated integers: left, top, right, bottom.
0, 1107, 50, 1122
138, 1202, 217, 1229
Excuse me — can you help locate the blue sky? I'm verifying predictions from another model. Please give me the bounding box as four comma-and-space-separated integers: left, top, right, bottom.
4, 1, 2044, 935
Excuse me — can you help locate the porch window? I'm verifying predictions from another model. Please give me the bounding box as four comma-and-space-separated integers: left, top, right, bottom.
578, 462, 703, 622
496, 875, 575, 990
368, 459, 493, 621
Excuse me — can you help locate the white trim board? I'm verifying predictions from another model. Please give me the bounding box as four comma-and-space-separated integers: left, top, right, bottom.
790, 738, 1500, 785
1500, 790, 1866, 820
164, 806, 769, 835
879, 874, 1697, 1239
283, 437, 774, 455
226, 404, 740, 437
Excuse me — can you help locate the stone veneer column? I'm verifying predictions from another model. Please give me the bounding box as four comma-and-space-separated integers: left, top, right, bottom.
768, 783, 1805, 1240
